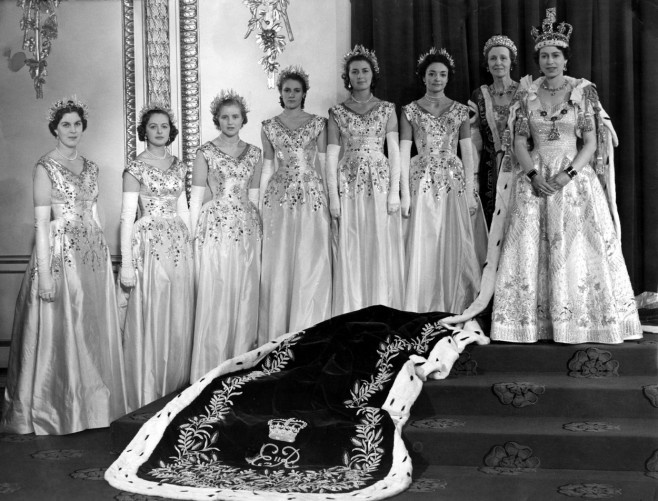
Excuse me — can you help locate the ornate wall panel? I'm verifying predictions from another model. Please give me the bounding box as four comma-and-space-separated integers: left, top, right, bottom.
122, 0, 137, 162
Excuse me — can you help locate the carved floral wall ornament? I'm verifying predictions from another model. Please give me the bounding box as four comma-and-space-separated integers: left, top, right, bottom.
243, 0, 294, 88
17, 0, 66, 98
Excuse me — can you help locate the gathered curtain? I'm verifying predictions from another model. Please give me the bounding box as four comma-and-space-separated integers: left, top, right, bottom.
350, 0, 658, 293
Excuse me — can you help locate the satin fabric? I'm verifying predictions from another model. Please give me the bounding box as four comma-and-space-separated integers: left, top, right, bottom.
330, 102, 405, 316
190, 143, 262, 382
258, 115, 332, 342
119, 159, 194, 409
2, 157, 127, 435
491, 79, 641, 343
401, 102, 482, 314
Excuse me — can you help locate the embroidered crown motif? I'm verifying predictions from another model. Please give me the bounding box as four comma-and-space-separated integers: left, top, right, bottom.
343, 44, 380, 75
531, 8, 573, 51
417, 47, 455, 72
277, 65, 310, 91
47, 96, 89, 123
210, 89, 250, 117
268, 418, 307, 443
483, 35, 518, 58
139, 101, 176, 124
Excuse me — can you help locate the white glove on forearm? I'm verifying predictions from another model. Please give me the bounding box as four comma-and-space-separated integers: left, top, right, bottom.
326, 144, 341, 218
248, 188, 259, 208
317, 152, 328, 194
176, 192, 191, 233
120, 192, 139, 288
386, 131, 400, 214
400, 139, 412, 217
259, 158, 275, 212
35, 205, 55, 301
460, 138, 477, 213
189, 185, 205, 236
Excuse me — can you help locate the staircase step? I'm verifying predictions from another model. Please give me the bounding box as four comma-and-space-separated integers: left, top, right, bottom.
390, 465, 658, 501
403, 415, 658, 471
458, 334, 658, 375
412, 373, 658, 419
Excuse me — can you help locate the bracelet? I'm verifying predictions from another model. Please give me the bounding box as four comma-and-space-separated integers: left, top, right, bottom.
526, 169, 538, 180
565, 166, 577, 178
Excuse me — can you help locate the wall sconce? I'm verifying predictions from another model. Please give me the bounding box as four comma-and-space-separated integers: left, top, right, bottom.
17, 0, 65, 99
243, 0, 294, 88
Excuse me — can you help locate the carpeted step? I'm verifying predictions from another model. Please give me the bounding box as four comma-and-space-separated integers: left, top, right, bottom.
403, 415, 658, 472
389, 465, 658, 501
412, 372, 658, 419
456, 334, 658, 375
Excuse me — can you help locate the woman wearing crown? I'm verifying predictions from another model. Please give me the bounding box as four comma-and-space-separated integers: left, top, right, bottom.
2, 98, 127, 434
469, 35, 520, 236
445, 9, 641, 344
400, 48, 482, 314
327, 45, 405, 315
119, 103, 194, 407
257, 66, 332, 341
188, 90, 262, 381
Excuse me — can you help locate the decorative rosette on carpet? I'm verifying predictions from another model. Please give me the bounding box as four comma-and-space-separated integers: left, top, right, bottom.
105, 306, 488, 500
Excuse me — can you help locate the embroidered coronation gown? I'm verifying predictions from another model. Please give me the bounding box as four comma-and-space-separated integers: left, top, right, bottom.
330, 101, 405, 315
2, 157, 127, 435
190, 142, 262, 381
258, 115, 332, 341
402, 102, 482, 314
120, 158, 194, 409
491, 79, 642, 343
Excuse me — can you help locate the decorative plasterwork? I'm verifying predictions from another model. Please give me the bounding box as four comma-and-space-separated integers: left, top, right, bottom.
145, 0, 171, 105
122, 0, 137, 162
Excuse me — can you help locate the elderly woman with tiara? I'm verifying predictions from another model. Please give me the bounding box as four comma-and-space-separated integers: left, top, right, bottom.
2, 97, 127, 434
119, 102, 194, 408
469, 35, 520, 230
445, 9, 641, 344
400, 47, 482, 314
257, 66, 332, 341
327, 45, 405, 315
189, 90, 262, 381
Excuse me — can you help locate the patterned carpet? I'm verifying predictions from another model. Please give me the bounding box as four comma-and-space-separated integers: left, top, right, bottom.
2, 333, 658, 500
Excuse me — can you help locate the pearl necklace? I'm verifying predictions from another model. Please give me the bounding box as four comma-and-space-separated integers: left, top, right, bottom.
351, 93, 374, 104
488, 82, 517, 97
143, 148, 168, 160
55, 146, 78, 161
541, 79, 569, 96
424, 93, 446, 103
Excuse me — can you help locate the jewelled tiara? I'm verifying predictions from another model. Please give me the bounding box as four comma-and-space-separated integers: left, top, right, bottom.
47, 96, 89, 123
210, 89, 249, 117
342, 44, 380, 74
277, 65, 310, 91
417, 47, 455, 72
483, 35, 517, 58
138, 101, 176, 124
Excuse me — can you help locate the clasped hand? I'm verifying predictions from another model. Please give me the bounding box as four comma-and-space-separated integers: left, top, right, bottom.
531, 171, 571, 196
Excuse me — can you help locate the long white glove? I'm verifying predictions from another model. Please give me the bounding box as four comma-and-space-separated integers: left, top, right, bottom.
460, 138, 477, 214
176, 192, 191, 233
189, 185, 205, 237
317, 152, 328, 194
400, 139, 412, 217
259, 158, 275, 212
34, 205, 55, 301
120, 192, 139, 288
386, 131, 400, 214
326, 144, 341, 218
91, 201, 103, 229
248, 188, 259, 208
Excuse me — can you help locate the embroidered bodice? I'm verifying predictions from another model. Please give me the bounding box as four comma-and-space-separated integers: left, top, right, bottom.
526, 99, 579, 158
263, 115, 326, 175
125, 158, 187, 218
403, 102, 468, 157
262, 116, 326, 210
331, 102, 394, 157
198, 142, 260, 204
38, 157, 98, 220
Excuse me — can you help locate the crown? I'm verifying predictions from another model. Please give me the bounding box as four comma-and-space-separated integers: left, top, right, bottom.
267, 418, 307, 443
343, 44, 380, 75
482, 35, 518, 58
138, 101, 176, 124
531, 8, 573, 51
417, 47, 455, 73
47, 96, 89, 123
277, 65, 310, 91
210, 89, 250, 117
